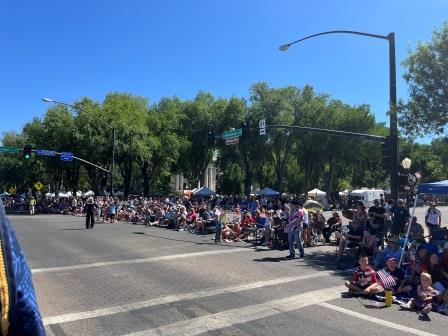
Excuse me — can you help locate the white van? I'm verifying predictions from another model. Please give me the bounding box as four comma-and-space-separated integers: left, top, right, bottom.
348, 189, 384, 208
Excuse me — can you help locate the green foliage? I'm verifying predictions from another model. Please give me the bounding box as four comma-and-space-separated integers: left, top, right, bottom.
400, 21, 448, 137
4, 83, 444, 197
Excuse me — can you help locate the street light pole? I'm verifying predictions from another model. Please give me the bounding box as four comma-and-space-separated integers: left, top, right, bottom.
279, 30, 399, 200
42, 98, 115, 197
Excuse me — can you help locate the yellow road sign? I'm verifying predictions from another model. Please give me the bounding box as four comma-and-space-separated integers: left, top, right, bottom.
8, 186, 17, 194
34, 181, 44, 190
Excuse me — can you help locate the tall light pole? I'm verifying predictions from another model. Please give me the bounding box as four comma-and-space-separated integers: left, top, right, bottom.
42, 98, 116, 197
279, 30, 399, 201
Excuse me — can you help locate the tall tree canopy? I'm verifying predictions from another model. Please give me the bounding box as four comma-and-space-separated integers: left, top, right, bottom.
400, 22, 448, 137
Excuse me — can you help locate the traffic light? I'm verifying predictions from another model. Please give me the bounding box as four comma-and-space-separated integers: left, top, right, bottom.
381, 137, 391, 171
207, 131, 214, 146
23, 145, 32, 160
241, 122, 250, 138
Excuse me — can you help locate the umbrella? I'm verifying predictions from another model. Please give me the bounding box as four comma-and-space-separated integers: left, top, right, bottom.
303, 200, 323, 210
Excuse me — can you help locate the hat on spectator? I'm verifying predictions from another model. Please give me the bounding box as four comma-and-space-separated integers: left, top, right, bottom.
387, 235, 399, 243
397, 199, 404, 203
386, 256, 398, 262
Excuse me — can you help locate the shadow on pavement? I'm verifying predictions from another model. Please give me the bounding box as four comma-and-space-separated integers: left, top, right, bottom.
60, 228, 85, 231
253, 256, 288, 262
132, 230, 255, 249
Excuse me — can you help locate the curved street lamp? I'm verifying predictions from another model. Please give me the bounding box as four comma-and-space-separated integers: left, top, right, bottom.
279, 30, 399, 200
42, 98, 116, 197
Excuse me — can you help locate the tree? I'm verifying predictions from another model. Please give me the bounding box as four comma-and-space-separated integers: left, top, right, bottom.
400, 22, 448, 137
179, 92, 216, 188
102, 93, 150, 197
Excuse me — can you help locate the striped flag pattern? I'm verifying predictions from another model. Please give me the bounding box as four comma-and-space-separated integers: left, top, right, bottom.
376, 269, 396, 289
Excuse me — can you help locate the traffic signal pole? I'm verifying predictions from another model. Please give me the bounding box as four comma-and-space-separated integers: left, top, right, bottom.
388, 33, 399, 201
279, 30, 400, 201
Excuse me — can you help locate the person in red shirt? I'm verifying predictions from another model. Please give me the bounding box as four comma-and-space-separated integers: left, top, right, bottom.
345, 254, 379, 296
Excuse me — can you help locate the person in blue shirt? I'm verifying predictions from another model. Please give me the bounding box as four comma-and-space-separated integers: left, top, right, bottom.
390, 199, 410, 235
109, 203, 117, 223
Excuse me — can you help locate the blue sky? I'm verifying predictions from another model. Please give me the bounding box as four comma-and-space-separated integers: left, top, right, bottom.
0, 0, 446, 142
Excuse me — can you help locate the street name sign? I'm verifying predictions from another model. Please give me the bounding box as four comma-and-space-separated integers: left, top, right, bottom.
0, 147, 19, 154
225, 137, 239, 145
60, 152, 73, 161
222, 128, 242, 139
36, 149, 56, 156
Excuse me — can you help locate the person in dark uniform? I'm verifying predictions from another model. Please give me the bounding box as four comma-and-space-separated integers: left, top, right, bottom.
84, 197, 96, 229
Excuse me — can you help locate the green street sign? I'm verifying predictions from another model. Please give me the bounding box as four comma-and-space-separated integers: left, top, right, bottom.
222, 128, 242, 139
0, 146, 19, 154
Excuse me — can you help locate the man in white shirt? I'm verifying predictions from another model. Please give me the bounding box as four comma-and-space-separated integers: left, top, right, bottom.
425, 202, 442, 236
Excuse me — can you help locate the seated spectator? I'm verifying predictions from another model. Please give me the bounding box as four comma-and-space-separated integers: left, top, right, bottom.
374, 235, 403, 269
222, 221, 239, 242
365, 213, 384, 245
323, 211, 342, 243
404, 216, 424, 242
335, 220, 363, 262
345, 254, 379, 296
442, 243, 448, 285
376, 257, 412, 295
401, 272, 437, 314
427, 252, 447, 293
437, 289, 448, 315
357, 230, 378, 258
411, 245, 431, 285
185, 207, 197, 230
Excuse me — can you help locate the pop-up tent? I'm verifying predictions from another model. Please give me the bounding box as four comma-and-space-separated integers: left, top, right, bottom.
399, 179, 448, 267
194, 186, 216, 197
417, 180, 448, 194
308, 188, 326, 197
255, 187, 280, 197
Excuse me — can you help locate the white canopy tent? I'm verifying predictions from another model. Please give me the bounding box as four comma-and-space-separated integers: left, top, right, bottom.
308, 188, 326, 197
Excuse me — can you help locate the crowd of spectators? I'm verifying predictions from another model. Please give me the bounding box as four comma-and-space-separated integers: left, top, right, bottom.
2, 192, 447, 316
339, 198, 447, 316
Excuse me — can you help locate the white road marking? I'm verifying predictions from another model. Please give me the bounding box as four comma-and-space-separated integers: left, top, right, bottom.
319, 302, 441, 336
122, 285, 345, 336
43, 271, 334, 325
32, 248, 247, 274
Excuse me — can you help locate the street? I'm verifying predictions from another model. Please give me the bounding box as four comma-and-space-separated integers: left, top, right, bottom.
9, 209, 448, 336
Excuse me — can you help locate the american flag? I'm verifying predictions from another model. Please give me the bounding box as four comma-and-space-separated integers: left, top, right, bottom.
377, 269, 397, 289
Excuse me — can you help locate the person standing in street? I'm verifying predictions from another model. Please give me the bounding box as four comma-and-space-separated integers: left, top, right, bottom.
29, 196, 36, 216
425, 202, 442, 236
391, 199, 410, 235
84, 197, 96, 229
285, 200, 304, 259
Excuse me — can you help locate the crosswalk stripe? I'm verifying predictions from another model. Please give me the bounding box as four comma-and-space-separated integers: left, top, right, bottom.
43, 271, 334, 325
319, 303, 441, 336
121, 285, 345, 336
32, 248, 247, 274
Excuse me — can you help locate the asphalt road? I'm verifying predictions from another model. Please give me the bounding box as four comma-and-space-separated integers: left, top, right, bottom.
8, 208, 448, 336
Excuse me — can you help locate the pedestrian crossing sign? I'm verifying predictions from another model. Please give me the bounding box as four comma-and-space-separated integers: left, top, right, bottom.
34, 181, 44, 190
